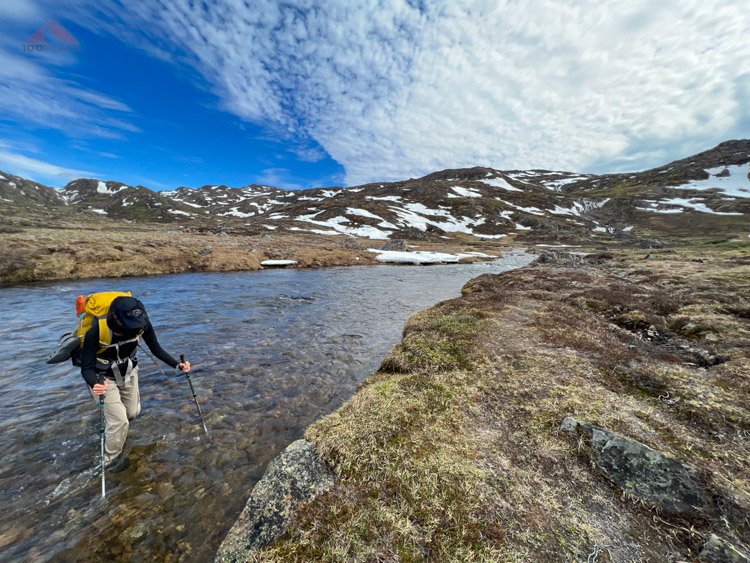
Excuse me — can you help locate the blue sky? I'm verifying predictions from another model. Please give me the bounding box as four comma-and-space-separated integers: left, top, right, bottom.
0, 1, 748, 190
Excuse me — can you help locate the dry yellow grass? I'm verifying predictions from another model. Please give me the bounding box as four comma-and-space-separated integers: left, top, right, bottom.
0, 222, 509, 286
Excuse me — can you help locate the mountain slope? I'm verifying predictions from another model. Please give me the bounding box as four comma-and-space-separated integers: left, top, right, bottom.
0, 171, 64, 207
1, 140, 748, 243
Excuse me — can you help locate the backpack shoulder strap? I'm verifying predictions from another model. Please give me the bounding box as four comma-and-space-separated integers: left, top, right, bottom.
97, 317, 112, 352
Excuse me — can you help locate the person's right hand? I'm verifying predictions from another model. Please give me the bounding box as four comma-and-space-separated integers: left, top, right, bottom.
92, 379, 109, 396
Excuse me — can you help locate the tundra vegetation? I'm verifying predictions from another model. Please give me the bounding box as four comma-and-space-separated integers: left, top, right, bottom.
248, 243, 749, 562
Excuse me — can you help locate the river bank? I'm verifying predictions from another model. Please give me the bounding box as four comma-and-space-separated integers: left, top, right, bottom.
0, 254, 538, 562
221, 242, 750, 561
0, 222, 517, 286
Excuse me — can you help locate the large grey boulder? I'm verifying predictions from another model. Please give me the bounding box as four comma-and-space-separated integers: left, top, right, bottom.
560, 417, 714, 518
215, 439, 335, 562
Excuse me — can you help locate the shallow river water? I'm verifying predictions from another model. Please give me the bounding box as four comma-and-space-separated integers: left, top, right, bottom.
0, 251, 533, 562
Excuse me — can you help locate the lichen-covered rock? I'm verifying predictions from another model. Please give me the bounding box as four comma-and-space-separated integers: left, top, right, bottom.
215, 439, 335, 562
381, 239, 406, 251
560, 417, 714, 518
699, 534, 750, 563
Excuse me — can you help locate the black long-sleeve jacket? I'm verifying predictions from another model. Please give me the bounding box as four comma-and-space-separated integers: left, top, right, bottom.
80, 320, 178, 387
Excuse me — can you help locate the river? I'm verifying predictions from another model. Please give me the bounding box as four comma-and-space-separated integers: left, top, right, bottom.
0, 251, 533, 562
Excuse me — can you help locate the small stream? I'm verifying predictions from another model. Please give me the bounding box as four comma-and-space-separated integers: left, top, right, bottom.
0, 251, 533, 561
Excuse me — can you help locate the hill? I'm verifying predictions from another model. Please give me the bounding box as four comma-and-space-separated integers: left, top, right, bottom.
0, 140, 748, 285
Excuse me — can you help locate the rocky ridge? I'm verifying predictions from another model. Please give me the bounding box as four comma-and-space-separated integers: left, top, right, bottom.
2, 140, 748, 245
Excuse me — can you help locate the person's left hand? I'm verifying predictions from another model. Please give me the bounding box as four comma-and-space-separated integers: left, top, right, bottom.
178, 360, 191, 373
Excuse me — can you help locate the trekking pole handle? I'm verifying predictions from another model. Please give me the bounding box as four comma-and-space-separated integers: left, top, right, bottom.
97, 374, 106, 403
179, 354, 185, 369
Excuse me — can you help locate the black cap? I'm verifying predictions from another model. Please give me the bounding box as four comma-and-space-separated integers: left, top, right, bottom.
109, 296, 149, 332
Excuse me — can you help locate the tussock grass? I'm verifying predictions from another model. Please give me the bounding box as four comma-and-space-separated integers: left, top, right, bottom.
380, 309, 490, 373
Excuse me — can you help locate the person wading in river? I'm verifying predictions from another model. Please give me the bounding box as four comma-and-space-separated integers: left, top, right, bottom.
83, 296, 190, 466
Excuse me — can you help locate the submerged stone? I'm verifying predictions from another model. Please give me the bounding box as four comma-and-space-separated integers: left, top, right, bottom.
215, 439, 335, 562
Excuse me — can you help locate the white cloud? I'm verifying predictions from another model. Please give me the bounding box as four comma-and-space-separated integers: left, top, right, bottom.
0, 0, 42, 23
0, 148, 95, 182
0, 12, 136, 139
53, 1, 750, 182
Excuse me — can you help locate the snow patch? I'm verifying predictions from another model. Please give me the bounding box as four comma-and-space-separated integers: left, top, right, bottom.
675, 164, 750, 198
345, 208, 399, 229
482, 177, 522, 192
548, 202, 584, 216
366, 195, 402, 202
497, 199, 545, 216
96, 181, 128, 194
296, 214, 391, 239
389, 205, 486, 234
660, 197, 743, 216
367, 249, 492, 264
536, 244, 580, 248
173, 200, 203, 208
220, 208, 255, 218
637, 197, 742, 215
451, 186, 482, 198
541, 176, 591, 190
636, 206, 684, 214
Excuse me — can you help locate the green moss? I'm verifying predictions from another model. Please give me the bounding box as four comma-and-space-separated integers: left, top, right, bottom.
381, 310, 489, 373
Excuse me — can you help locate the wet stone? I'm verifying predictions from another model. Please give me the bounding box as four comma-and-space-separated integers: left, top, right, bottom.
215, 439, 334, 562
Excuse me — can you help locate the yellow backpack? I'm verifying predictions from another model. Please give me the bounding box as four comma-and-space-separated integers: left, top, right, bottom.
75, 291, 133, 352
46, 291, 137, 365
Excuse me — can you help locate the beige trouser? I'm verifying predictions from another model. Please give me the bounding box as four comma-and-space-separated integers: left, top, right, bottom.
90, 366, 141, 463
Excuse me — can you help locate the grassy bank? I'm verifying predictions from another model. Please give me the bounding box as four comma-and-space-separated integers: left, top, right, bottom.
0, 222, 508, 286
0, 223, 367, 285
251, 243, 750, 561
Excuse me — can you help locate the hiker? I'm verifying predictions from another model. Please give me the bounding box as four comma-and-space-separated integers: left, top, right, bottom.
82, 295, 190, 465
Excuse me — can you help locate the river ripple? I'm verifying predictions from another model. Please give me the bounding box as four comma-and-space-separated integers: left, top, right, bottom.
0, 251, 533, 562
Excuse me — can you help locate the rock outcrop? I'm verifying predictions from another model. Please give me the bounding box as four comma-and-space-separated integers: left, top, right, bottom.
560, 416, 715, 518
215, 440, 335, 562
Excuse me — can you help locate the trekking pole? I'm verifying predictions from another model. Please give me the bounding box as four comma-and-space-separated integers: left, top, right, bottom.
180, 354, 210, 439
98, 374, 106, 500
138, 345, 211, 439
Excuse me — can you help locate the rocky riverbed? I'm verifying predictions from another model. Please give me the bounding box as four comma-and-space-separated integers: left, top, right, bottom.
219, 242, 750, 562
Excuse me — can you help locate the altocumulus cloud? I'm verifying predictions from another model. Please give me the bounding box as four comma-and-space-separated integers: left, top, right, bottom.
73, 0, 749, 184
